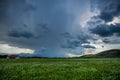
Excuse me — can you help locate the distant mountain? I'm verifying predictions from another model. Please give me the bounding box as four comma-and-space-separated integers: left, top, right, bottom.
81, 49, 120, 58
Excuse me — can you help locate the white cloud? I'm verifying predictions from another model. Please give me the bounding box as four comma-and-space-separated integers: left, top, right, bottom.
66, 53, 82, 57
0, 44, 34, 54
107, 16, 120, 25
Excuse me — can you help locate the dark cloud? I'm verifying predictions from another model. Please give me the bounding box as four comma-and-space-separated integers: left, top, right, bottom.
90, 24, 120, 37
102, 39, 110, 43
0, 0, 89, 57
60, 32, 92, 49
91, 0, 120, 22
8, 30, 34, 39
36, 23, 50, 33
60, 32, 74, 39
102, 38, 120, 44
82, 45, 96, 49
98, 12, 113, 22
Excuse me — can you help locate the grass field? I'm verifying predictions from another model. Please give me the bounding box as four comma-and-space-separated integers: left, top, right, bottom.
0, 58, 120, 80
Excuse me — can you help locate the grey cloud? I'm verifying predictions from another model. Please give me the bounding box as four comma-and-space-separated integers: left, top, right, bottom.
8, 30, 34, 39
61, 39, 81, 49
87, 0, 120, 39
60, 32, 74, 39
77, 34, 91, 44
36, 23, 50, 33
0, 0, 96, 57
90, 24, 120, 37
98, 12, 113, 22
91, 0, 120, 22
102, 38, 120, 44
102, 39, 110, 43
82, 45, 96, 49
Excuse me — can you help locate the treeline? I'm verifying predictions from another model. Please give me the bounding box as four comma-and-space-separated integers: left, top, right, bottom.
0, 55, 7, 58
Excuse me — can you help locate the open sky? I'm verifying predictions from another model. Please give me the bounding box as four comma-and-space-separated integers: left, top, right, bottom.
0, 0, 120, 57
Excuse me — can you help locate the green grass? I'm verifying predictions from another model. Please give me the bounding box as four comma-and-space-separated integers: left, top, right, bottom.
0, 58, 120, 80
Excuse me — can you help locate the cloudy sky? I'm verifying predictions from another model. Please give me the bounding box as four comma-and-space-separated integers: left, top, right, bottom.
0, 0, 120, 57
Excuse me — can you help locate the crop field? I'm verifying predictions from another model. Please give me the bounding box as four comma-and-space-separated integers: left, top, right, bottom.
0, 58, 120, 80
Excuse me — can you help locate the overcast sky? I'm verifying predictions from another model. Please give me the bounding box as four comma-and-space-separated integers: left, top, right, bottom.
0, 0, 120, 57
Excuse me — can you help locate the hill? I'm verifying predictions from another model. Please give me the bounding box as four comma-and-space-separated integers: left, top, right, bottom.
81, 49, 120, 58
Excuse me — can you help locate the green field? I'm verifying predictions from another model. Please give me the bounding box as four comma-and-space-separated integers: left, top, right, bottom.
0, 58, 120, 80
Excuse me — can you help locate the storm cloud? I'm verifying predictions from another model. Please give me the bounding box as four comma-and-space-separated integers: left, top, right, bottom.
0, 0, 92, 57
0, 0, 120, 57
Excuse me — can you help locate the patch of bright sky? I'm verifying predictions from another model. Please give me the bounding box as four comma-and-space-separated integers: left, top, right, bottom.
66, 53, 82, 57
84, 38, 120, 54
79, 3, 100, 28
93, 43, 120, 54
80, 10, 93, 27
0, 44, 34, 54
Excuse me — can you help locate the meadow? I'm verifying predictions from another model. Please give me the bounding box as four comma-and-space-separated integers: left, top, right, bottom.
0, 58, 120, 80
